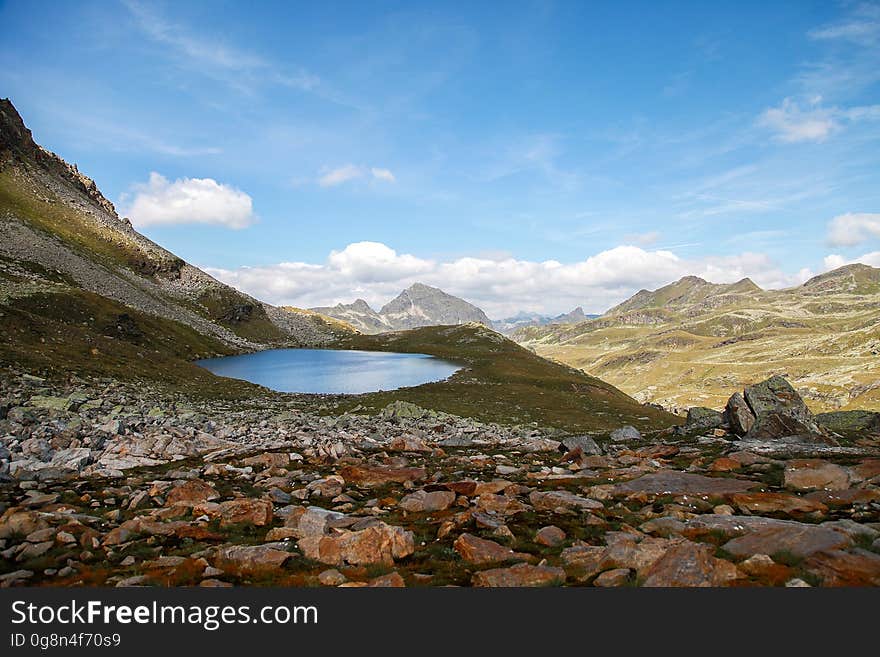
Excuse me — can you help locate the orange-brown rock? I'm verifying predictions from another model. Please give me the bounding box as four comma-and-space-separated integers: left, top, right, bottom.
613, 471, 756, 497
593, 568, 631, 587
367, 571, 406, 587
851, 458, 880, 482
535, 525, 566, 547
641, 541, 738, 587
0, 509, 48, 538
243, 452, 290, 469
339, 464, 426, 487
475, 493, 530, 516
388, 436, 431, 452
298, 522, 415, 566
214, 545, 290, 577
432, 480, 478, 496
802, 549, 880, 586
784, 460, 850, 491
165, 479, 219, 507
804, 488, 880, 507
529, 490, 603, 514
398, 490, 456, 513
218, 499, 274, 527
731, 492, 828, 515
709, 457, 741, 472
453, 533, 531, 565
472, 562, 565, 587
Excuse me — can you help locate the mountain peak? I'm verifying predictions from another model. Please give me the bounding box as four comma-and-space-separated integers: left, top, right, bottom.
0, 98, 37, 156
1, 98, 118, 218
726, 277, 762, 293
803, 263, 880, 294
314, 283, 491, 333
676, 275, 709, 287
407, 282, 437, 292
350, 298, 374, 312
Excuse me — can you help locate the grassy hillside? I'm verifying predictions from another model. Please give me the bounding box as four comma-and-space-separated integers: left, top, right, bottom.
516, 267, 880, 413
334, 323, 676, 432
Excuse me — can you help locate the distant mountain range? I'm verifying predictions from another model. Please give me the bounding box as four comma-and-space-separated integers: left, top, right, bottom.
311, 283, 493, 333
514, 266, 880, 413
312, 284, 597, 335
493, 307, 600, 334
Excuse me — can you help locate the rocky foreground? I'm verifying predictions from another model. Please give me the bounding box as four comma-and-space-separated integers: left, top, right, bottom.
1, 370, 879, 587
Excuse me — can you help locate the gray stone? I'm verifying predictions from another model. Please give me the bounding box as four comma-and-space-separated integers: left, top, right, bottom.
685, 407, 725, 431
743, 375, 819, 431
561, 435, 603, 455
610, 425, 641, 442
725, 392, 755, 435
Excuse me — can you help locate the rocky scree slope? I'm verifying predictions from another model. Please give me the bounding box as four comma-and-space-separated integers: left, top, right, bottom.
1, 369, 878, 588
0, 99, 352, 384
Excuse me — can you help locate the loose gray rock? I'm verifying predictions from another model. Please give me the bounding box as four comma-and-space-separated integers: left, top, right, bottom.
610, 425, 641, 442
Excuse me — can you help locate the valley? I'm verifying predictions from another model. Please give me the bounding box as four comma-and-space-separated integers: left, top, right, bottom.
0, 98, 878, 589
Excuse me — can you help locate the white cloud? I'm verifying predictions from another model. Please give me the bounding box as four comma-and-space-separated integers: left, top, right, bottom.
827, 212, 880, 246
123, 0, 320, 94
121, 172, 255, 229
318, 165, 364, 187
759, 96, 880, 143
758, 97, 839, 142
370, 167, 396, 182
318, 165, 396, 187
824, 251, 880, 271
808, 4, 880, 47
204, 242, 814, 318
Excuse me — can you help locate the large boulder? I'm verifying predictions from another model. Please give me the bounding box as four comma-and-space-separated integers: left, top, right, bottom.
725, 392, 755, 436
743, 413, 831, 443
298, 522, 414, 566
685, 407, 725, 432
743, 376, 819, 431
218, 498, 274, 527
641, 541, 738, 587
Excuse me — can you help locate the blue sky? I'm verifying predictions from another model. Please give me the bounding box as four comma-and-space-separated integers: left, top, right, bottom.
2, 0, 879, 316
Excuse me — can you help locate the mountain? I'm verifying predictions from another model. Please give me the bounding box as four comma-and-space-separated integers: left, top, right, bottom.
607, 276, 762, 315
307, 298, 393, 333
801, 263, 880, 295
514, 270, 880, 413
312, 283, 492, 333
493, 306, 599, 334
0, 98, 353, 384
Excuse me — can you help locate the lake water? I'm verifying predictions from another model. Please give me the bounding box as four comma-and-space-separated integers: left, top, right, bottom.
195, 348, 461, 394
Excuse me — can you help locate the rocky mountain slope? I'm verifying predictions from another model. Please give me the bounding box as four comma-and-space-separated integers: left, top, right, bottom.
312, 283, 492, 333
0, 98, 352, 384
514, 267, 880, 413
